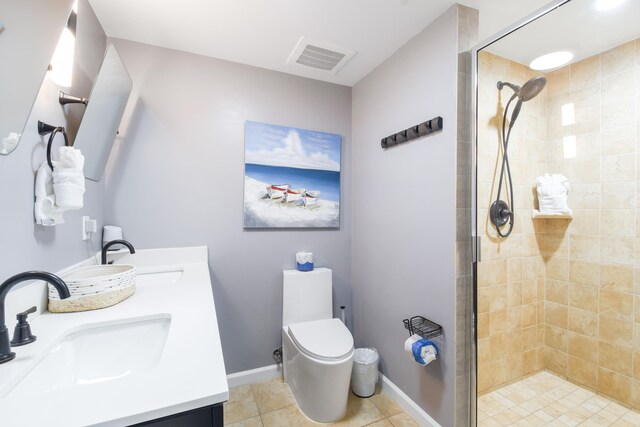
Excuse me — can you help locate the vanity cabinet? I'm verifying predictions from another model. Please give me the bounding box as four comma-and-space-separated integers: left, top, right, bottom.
131, 403, 223, 426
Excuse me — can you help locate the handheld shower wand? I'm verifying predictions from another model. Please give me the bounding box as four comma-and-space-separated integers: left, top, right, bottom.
490, 76, 547, 238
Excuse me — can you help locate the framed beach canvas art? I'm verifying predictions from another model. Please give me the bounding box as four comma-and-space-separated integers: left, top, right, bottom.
243, 121, 341, 228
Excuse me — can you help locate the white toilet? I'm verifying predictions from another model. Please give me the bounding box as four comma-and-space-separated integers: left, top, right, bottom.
282, 268, 354, 423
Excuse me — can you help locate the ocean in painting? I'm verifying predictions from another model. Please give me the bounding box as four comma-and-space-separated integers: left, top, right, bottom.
245, 163, 340, 202
243, 120, 341, 228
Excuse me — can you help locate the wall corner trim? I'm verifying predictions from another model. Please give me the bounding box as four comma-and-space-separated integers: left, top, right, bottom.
226, 364, 283, 388
226, 365, 441, 426
378, 372, 442, 427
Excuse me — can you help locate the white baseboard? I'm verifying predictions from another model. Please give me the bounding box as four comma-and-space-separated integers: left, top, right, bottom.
226, 364, 283, 388
378, 372, 441, 427
226, 365, 440, 427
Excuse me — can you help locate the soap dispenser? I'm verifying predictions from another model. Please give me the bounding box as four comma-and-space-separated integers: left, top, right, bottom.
10, 306, 37, 346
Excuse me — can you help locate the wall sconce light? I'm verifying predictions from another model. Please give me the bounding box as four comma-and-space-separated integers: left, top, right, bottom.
48, 3, 78, 88
59, 91, 87, 106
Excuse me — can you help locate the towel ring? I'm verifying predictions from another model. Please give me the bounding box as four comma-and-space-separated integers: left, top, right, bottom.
37, 121, 70, 171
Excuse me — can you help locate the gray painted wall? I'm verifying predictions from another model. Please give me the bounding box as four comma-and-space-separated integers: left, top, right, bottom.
0, 0, 106, 281
351, 6, 459, 426
105, 39, 352, 374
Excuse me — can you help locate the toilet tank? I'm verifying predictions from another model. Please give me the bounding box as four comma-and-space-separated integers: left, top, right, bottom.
283, 268, 332, 326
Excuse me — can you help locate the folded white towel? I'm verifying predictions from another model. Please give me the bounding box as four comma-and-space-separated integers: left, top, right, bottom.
52, 147, 85, 209
57, 146, 85, 169
53, 183, 84, 209
34, 147, 85, 225
536, 173, 571, 214
34, 162, 67, 226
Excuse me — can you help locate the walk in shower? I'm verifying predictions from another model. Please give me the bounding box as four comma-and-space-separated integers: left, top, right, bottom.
473, 0, 640, 425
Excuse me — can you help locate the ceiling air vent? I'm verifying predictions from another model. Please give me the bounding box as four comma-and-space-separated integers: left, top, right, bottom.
287, 37, 355, 74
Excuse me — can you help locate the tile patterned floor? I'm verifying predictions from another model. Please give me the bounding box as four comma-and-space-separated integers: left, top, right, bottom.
224, 377, 419, 427
478, 371, 640, 426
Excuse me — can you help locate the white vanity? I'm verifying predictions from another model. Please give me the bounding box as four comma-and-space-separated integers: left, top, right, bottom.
0, 246, 228, 426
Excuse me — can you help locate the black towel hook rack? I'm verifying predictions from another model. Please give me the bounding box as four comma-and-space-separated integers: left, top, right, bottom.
381, 116, 443, 149
37, 121, 70, 171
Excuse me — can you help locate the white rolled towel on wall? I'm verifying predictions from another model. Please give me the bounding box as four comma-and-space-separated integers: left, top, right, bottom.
404, 334, 438, 366
34, 162, 66, 226
52, 147, 85, 209
34, 147, 86, 226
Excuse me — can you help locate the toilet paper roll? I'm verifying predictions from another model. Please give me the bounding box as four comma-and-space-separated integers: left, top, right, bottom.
404, 334, 438, 366
296, 252, 314, 271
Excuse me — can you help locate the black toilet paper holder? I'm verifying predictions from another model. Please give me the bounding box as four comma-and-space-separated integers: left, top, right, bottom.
402, 315, 443, 340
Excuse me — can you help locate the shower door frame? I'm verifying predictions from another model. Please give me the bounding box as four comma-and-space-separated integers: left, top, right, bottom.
469, 1, 571, 425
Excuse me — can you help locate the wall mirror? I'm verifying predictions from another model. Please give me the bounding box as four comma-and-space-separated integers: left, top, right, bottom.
72, 44, 132, 182
0, 0, 74, 155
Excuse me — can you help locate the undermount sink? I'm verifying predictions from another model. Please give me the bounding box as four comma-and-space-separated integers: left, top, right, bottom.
136, 266, 184, 287
4, 314, 171, 398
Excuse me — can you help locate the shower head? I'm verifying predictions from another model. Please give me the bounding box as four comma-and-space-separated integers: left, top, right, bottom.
497, 76, 547, 102
497, 76, 547, 128
519, 76, 547, 101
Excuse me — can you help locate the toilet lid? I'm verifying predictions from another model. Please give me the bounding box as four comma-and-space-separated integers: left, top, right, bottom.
288, 318, 354, 360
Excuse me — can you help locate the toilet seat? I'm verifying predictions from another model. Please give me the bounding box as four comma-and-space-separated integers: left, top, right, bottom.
288, 318, 353, 361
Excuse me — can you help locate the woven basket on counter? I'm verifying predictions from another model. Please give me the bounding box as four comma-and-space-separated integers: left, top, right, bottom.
48, 264, 136, 313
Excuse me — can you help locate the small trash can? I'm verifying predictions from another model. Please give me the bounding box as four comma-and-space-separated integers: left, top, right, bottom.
351, 348, 379, 398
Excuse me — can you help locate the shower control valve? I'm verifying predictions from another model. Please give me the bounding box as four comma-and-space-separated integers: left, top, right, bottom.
490, 200, 512, 228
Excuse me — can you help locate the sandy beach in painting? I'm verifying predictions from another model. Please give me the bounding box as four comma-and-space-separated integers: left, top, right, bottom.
243, 177, 339, 228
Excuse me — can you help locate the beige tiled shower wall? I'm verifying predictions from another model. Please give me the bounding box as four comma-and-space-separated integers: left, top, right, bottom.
455, 5, 478, 426
476, 51, 548, 394
539, 38, 640, 409
477, 39, 640, 408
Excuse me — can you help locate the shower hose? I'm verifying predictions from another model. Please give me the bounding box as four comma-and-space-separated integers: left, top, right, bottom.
493, 93, 517, 238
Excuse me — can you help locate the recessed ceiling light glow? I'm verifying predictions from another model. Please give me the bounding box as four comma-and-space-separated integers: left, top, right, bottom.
529, 51, 573, 71
595, 0, 626, 11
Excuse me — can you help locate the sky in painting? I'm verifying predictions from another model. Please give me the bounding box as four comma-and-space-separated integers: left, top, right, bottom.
245, 121, 341, 172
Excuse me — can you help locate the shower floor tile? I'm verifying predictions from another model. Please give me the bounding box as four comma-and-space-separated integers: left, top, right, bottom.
478, 371, 640, 426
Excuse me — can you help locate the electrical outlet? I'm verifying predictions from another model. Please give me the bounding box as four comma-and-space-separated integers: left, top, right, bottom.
82, 216, 90, 240
82, 216, 97, 240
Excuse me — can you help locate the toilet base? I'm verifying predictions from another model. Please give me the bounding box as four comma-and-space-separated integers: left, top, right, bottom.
282, 327, 354, 423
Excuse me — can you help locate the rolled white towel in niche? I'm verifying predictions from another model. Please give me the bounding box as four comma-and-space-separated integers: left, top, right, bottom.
404, 334, 438, 366
535, 173, 571, 214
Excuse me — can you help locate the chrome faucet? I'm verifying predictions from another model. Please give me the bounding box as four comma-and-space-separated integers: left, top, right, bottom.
101, 239, 136, 265
0, 271, 70, 364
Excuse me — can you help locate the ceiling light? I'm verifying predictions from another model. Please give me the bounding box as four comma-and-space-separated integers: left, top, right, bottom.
529, 51, 573, 71
595, 0, 626, 11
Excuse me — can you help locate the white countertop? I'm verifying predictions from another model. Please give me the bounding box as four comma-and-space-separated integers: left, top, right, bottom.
0, 246, 229, 426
